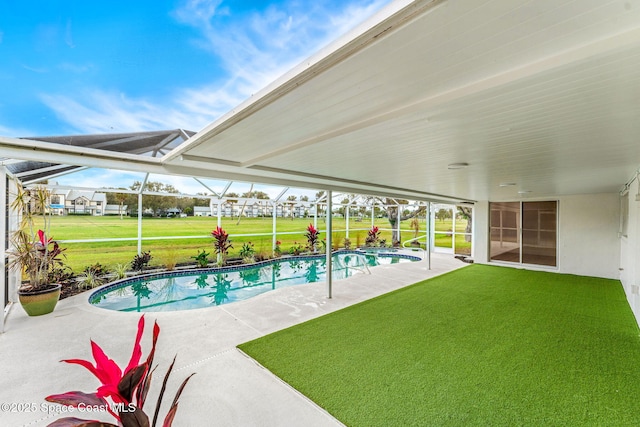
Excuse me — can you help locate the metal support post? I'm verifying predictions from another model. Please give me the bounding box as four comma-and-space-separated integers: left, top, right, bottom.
326, 190, 333, 299
1, 167, 6, 333
427, 202, 431, 270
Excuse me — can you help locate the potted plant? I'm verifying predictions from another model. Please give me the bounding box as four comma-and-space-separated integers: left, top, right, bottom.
7, 186, 67, 316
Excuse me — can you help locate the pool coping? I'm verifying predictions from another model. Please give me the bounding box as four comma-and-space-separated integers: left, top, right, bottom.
88, 249, 422, 305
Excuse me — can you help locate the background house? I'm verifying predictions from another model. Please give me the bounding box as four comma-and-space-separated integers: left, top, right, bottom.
194, 206, 212, 216
52, 189, 107, 216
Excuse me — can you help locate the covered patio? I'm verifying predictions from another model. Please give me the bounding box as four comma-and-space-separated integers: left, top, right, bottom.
0, 253, 463, 426
2, 0, 640, 424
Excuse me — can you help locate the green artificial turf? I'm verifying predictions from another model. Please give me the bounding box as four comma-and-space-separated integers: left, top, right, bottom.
238, 265, 640, 426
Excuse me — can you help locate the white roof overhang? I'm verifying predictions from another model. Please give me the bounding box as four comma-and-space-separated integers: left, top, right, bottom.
162, 0, 640, 201
3, 0, 640, 203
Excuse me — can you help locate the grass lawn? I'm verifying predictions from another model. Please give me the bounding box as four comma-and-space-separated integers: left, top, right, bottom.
239, 265, 640, 426
44, 216, 467, 272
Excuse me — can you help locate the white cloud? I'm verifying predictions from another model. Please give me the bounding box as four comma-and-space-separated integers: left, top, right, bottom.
172, 0, 224, 27
40, 90, 211, 134
39, 0, 390, 134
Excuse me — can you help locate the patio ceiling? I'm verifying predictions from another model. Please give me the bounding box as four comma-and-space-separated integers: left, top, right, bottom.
162, 0, 640, 202
2, 0, 640, 202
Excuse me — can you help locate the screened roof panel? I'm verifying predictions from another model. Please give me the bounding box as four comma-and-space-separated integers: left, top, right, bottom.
6, 130, 194, 185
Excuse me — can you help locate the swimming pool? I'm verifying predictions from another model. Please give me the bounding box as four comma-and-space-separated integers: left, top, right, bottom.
89, 251, 420, 312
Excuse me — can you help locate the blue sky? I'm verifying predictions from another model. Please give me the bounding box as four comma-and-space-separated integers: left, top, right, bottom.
0, 0, 390, 137
0, 0, 389, 195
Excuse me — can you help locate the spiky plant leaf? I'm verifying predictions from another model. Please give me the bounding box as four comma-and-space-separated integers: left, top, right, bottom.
119, 406, 150, 427
46, 417, 117, 427
118, 363, 147, 403
45, 391, 105, 408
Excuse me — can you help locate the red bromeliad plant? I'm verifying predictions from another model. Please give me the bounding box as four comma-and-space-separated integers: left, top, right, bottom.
273, 240, 282, 257
18, 229, 66, 290
211, 226, 233, 265
365, 226, 381, 247
304, 223, 320, 252
45, 316, 194, 427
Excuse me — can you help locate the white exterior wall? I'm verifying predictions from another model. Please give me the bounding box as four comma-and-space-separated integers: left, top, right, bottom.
472, 201, 489, 263
474, 193, 620, 280
558, 193, 620, 279
620, 176, 640, 325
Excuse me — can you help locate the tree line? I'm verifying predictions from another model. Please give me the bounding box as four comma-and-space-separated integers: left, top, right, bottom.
103, 183, 472, 243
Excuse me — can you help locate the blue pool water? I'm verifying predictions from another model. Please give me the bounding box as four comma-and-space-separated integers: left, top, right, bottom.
90, 251, 420, 312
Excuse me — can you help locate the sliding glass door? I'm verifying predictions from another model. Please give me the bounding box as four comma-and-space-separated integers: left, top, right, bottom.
490, 202, 521, 263
490, 201, 557, 267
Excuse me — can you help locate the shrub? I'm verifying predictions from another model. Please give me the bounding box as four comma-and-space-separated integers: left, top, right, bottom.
131, 251, 153, 272
304, 223, 320, 252
83, 262, 107, 277
78, 270, 105, 289
239, 242, 256, 263
163, 250, 178, 271
211, 226, 233, 265
192, 249, 210, 268
365, 226, 381, 247
289, 242, 304, 256
113, 263, 128, 280
344, 238, 352, 250
255, 249, 271, 262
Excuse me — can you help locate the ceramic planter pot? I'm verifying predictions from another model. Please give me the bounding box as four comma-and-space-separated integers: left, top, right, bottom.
18, 284, 61, 316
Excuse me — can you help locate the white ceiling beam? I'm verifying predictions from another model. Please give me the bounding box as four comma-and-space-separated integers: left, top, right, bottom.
0, 136, 164, 173
0, 136, 467, 203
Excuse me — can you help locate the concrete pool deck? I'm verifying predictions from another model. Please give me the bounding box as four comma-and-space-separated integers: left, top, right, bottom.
0, 252, 466, 426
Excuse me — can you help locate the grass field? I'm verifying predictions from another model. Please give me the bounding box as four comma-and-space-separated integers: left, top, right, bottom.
239, 265, 640, 426
39, 215, 471, 272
